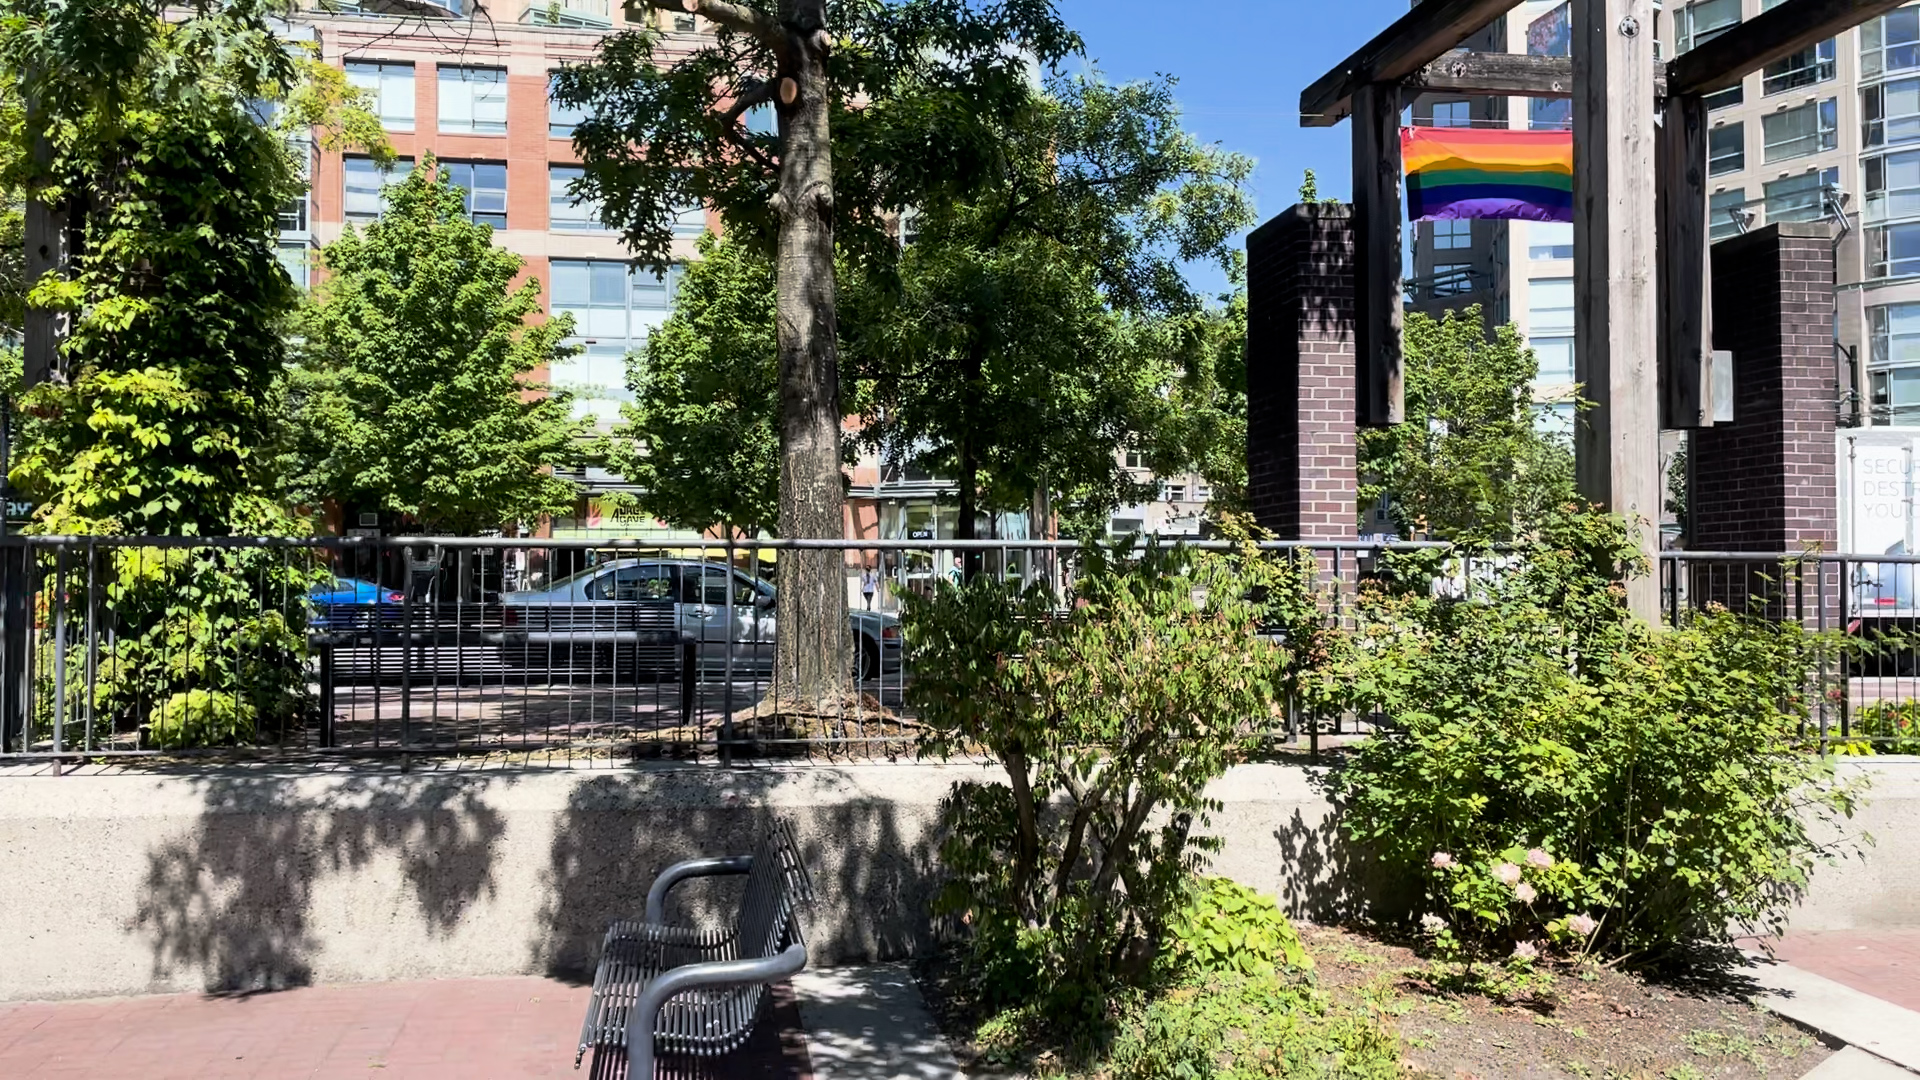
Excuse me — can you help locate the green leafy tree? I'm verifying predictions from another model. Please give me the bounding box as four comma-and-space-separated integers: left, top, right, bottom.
285, 156, 593, 536
0, 0, 333, 747
612, 232, 782, 539
555, 0, 1080, 702
843, 74, 1253, 553
1358, 306, 1576, 541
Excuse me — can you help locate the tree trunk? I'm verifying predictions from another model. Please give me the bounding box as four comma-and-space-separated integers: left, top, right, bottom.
771, 0, 849, 709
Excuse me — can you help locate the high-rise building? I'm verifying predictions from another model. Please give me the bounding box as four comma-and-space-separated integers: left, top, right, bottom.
1407, 1, 1904, 430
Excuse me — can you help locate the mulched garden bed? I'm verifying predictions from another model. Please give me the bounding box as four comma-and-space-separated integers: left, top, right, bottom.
916, 923, 1836, 1079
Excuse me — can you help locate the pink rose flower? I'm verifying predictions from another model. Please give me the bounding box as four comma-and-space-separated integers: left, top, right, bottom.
1514, 882, 1537, 903
1493, 862, 1523, 885
1526, 848, 1553, 869
1431, 852, 1456, 869
1512, 940, 1539, 961
1568, 913, 1598, 937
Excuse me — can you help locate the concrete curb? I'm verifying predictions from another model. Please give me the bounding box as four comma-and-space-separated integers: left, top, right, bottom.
1798, 1047, 1918, 1079
1743, 955, 1920, 1075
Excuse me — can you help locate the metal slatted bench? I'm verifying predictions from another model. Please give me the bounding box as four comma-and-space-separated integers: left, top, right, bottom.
575, 820, 814, 1077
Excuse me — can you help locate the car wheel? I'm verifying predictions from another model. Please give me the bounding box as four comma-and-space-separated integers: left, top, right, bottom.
855, 639, 881, 682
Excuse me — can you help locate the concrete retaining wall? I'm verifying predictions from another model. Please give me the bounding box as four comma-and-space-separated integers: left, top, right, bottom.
0, 758, 1913, 1003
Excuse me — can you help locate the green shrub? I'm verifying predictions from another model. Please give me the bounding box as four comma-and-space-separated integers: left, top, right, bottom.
1331, 509, 1867, 967
1106, 973, 1402, 1080
904, 539, 1282, 1016
1167, 877, 1313, 979
1850, 701, 1920, 754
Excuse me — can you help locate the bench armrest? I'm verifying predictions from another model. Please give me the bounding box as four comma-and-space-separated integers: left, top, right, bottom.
644, 855, 753, 924
624, 942, 808, 1073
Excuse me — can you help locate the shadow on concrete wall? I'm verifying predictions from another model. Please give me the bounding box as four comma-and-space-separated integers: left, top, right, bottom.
534, 769, 936, 983
130, 769, 509, 994
1270, 771, 1413, 926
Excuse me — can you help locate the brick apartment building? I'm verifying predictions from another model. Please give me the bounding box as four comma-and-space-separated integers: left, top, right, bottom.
286, 0, 1209, 596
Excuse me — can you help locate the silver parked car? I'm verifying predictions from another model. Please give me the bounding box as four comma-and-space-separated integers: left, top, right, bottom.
498, 558, 902, 680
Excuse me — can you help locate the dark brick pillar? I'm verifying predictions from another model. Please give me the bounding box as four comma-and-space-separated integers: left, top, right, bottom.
1246, 205, 1357, 542
1690, 222, 1839, 621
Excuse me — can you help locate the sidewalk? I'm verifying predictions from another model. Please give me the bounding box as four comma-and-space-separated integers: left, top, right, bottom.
0, 966, 967, 1080
0, 976, 811, 1080
1763, 930, 1920, 1013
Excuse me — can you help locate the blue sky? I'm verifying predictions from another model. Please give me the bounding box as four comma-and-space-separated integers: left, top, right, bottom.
1051, 0, 1411, 298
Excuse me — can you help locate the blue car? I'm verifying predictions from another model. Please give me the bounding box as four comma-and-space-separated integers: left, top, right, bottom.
309, 576, 405, 632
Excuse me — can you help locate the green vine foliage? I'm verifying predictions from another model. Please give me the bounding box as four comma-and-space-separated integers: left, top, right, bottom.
904, 540, 1281, 1020
3, 1, 327, 747
1330, 509, 1868, 968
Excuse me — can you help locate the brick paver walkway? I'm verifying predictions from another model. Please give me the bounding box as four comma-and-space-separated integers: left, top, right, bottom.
0, 976, 811, 1080
1762, 930, 1920, 1013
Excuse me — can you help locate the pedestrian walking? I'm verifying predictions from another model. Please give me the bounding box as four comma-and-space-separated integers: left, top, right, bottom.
861, 564, 878, 610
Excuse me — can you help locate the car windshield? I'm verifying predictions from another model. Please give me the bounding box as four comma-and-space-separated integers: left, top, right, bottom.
542, 564, 614, 593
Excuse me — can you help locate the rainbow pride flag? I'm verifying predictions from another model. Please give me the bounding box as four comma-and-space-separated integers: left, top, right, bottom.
1401, 127, 1574, 223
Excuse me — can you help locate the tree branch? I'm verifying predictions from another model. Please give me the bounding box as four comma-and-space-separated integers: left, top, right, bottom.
719, 77, 776, 131
628, 0, 784, 49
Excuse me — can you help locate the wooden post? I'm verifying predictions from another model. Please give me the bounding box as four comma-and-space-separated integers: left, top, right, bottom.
1572, 0, 1661, 619
1350, 81, 1404, 426
1657, 92, 1713, 430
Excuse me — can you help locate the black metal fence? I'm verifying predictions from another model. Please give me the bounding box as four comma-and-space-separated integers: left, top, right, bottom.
0, 535, 1915, 765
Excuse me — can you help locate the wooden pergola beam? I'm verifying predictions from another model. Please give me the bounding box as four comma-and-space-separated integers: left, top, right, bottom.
1300, 0, 1523, 127
1666, 0, 1908, 96
1406, 51, 1668, 99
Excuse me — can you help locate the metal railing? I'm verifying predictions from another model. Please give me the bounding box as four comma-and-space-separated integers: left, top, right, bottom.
1, 536, 1917, 766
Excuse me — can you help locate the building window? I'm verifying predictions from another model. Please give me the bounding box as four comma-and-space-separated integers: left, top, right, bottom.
1124, 450, 1145, 470
344, 156, 413, 222
1431, 262, 1474, 296
343, 61, 414, 131
672, 200, 705, 237
1863, 5, 1920, 79
277, 242, 310, 290
1430, 100, 1471, 128
438, 66, 507, 135
1527, 221, 1573, 260
523, 0, 611, 27
1161, 483, 1186, 504
549, 165, 605, 231
1708, 122, 1744, 175
1761, 98, 1838, 163
1431, 219, 1471, 250
1870, 304, 1920, 422
1763, 40, 1836, 95
550, 73, 587, 138
1710, 188, 1749, 240
1766, 168, 1839, 224
1536, 400, 1576, 439
1705, 83, 1745, 112
1870, 151, 1920, 227
549, 260, 684, 421
1527, 277, 1575, 384
1677, 0, 1740, 54
672, 11, 695, 31
1527, 278, 1575, 333
744, 102, 776, 135
441, 161, 507, 228
1863, 77, 1920, 150
1871, 221, 1920, 278
278, 196, 308, 234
